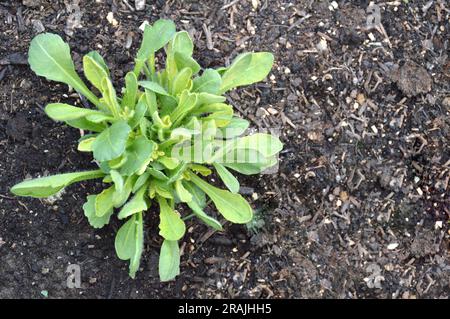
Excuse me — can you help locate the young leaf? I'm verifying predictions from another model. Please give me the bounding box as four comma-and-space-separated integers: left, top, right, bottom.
100, 77, 121, 118
139, 81, 170, 96
45, 103, 104, 121
83, 195, 113, 228
11, 170, 104, 198
92, 120, 131, 161
219, 117, 249, 139
212, 162, 240, 193
187, 171, 252, 224
83, 54, 109, 91
77, 137, 96, 152
170, 90, 198, 124
114, 175, 137, 208
28, 33, 99, 106
192, 69, 221, 94
118, 187, 148, 219
171, 67, 192, 96
110, 169, 124, 194
158, 197, 186, 241
122, 72, 138, 109
120, 136, 155, 176
95, 185, 115, 217
128, 96, 148, 129
174, 52, 201, 74
219, 52, 274, 93
136, 19, 176, 62
159, 240, 180, 282
169, 31, 194, 57
86, 51, 110, 75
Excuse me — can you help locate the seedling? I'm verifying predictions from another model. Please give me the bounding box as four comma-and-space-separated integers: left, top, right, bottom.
11, 19, 283, 281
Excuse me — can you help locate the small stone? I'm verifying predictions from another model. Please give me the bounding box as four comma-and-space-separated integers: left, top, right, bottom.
23, 0, 40, 7
316, 38, 328, 52
135, 0, 146, 11
32, 20, 45, 33
139, 20, 149, 31
89, 277, 97, 284
106, 12, 118, 26
387, 243, 399, 250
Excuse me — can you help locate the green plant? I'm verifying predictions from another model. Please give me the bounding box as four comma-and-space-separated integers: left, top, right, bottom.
11, 19, 282, 281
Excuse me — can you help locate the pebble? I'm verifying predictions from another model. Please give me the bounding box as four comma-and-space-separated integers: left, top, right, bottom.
106, 12, 118, 26
387, 243, 399, 250
135, 0, 146, 11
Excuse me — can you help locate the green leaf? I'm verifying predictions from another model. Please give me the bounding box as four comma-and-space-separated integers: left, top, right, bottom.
45, 103, 104, 121
100, 77, 121, 118
139, 81, 170, 96
186, 199, 222, 231
95, 185, 115, 217
92, 120, 131, 161
223, 151, 278, 175
110, 169, 124, 194
28, 33, 100, 106
65, 118, 106, 132
136, 19, 176, 61
187, 171, 252, 223
192, 69, 221, 94
11, 170, 104, 198
118, 187, 148, 219
122, 72, 138, 109
171, 67, 192, 96
174, 52, 201, 74
220, 52, 274, 93
159, 240, 180, 282
77, 137, 95, 152
196, 103, 233, 127
120, 136, 155, 176
132, 171, 151, 193
148, 167, 170, 182
170, 90, 198, 124
115, 213, 144, 278
175, 179, 192, 203
86, 51, 110, 74
85, 113, 113, 123
128, 96, 148, 129
195, 92, 226, 107
83, 54, 109, 91
158, 197, 186, 241
169, 31, 194, 57
183, 181, 206, 208
158, 156, 180, 170
220, 117, 249, 139
83, 195, 113, 228
212, 162, 240, 193
212, 133, 283, 162
113, 175, 137, 208
130, 212, 144, 278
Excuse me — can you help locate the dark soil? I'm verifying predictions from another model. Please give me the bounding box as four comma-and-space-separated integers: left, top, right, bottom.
0, 0, 449, 299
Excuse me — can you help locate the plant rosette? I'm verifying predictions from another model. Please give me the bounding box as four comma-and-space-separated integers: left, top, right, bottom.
11, 19, 283, 281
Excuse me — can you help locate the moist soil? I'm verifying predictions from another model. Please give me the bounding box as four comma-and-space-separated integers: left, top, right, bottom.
0, 0, 449, 298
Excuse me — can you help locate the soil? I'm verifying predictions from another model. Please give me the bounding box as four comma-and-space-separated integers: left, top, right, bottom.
0, 0, 449, 299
